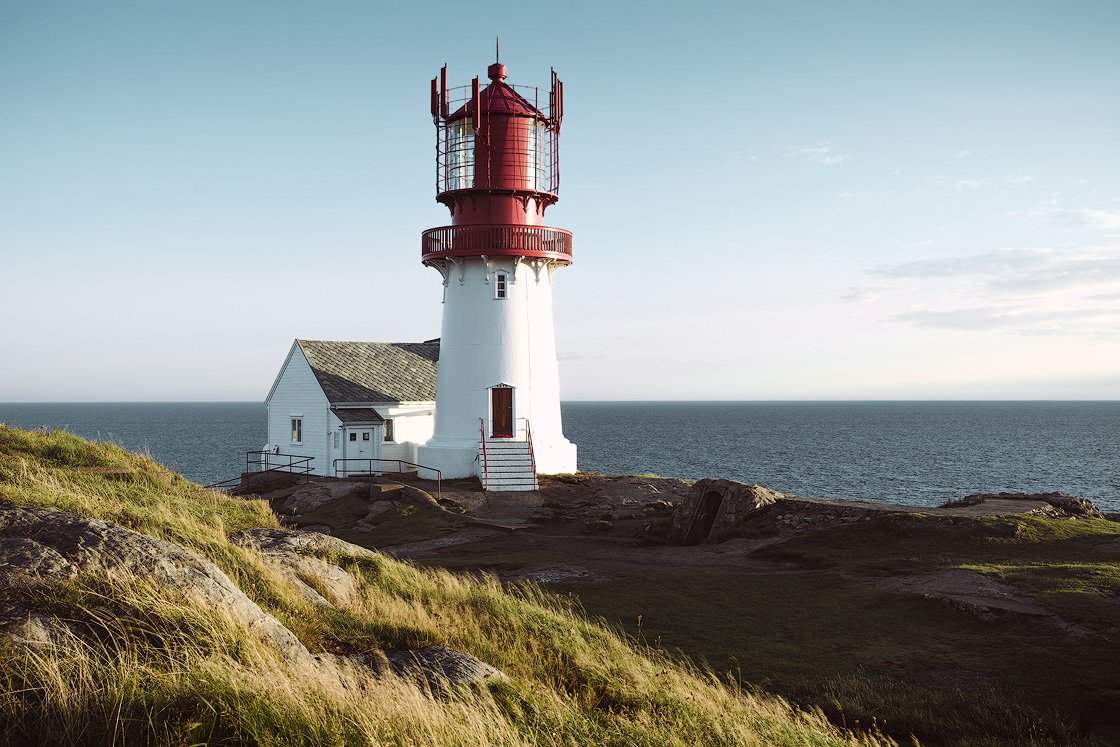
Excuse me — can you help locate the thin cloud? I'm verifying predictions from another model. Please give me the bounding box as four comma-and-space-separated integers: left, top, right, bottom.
955, 179, 985, 190
856, 246, 1120, 338
1075, 209, 1120, 231
870, 247, 1055, 280
1004, 174, 1034, 185
892, 306, 1120, 336
1015, 200, 1120, 233
952, 149, 973, 160
791, 142, 847, 166
872, 248, 1120, 294
842, 287, 884, 303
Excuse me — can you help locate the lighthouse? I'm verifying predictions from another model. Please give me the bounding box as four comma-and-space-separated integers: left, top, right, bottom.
416, 55, 577, 488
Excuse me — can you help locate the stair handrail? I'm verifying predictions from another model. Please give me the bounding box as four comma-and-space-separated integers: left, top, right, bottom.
523, 418, 538, 489
478, 417, 489, 491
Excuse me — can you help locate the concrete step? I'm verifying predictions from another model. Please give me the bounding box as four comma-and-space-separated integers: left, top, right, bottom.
478, 440, 538, 492
485, 477, 539, 488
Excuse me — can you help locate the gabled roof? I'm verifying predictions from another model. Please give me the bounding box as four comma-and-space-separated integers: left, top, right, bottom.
331, 407, 385, 425
296, 339, 439, 404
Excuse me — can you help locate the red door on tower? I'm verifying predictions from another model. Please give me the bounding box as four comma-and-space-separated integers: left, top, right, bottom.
491, 387, 513, 438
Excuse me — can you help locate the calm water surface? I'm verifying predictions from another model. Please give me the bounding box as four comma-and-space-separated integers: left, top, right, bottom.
1, 401, 1117, 511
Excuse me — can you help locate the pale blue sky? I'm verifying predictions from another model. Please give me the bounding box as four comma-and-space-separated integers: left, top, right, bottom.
2, 1, 1118, 400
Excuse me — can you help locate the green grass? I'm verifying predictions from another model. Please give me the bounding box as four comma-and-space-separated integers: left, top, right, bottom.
539, 507, 1120, 747
758, 512, 1120, 575
0, 425, 885, 747
757, 512, 1120, 632
551, 569, 1112, 745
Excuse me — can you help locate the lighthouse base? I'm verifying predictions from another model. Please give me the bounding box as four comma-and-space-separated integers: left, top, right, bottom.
529, 437, 578, 476
417, 435, 577, 484
416, 439, 478, 481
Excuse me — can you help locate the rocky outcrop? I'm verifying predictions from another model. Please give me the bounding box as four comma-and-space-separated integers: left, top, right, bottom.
668, 479, 786, 545
0, 505, 312, 666
0, 507, 507, 689
229, 528, 375, 607
943, 492, 1106, 519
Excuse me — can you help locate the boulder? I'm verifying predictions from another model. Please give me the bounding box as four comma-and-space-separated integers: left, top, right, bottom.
0, 508, 510, 690
0, 603, 78, 648
0, 505, 312, 666
668, 479, 786, 545
385, 645, 507, 688
229, 528, 376, 607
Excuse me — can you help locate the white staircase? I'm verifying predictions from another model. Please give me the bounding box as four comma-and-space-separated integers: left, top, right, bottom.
479, 438, 538, 491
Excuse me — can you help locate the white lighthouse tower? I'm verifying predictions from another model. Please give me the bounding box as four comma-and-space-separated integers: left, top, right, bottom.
417, 56, 577, 489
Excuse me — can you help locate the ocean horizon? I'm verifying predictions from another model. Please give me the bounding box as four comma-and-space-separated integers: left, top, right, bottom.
2, 400, 1117, 512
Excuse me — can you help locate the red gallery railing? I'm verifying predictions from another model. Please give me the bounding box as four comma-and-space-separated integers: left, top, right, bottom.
422, 224, 572, 262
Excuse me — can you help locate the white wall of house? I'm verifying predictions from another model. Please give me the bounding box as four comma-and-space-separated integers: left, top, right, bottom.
265, 343, 332, 476
376, 403, 436, 467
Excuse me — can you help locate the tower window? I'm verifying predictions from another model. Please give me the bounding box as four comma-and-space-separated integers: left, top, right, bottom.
495, 273, 507, 299
290, 418, 302, 445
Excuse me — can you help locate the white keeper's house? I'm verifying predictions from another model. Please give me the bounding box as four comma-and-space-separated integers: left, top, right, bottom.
264, 339, 440, 477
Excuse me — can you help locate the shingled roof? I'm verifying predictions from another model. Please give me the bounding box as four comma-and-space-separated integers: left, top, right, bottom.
297, 340, 439, 404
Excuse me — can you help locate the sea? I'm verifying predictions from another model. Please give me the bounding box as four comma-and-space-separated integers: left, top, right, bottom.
1, 401, 1117, 512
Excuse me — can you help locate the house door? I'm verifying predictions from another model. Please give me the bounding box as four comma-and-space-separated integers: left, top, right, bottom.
491, 387, 513, 438
344, 427, 376, 473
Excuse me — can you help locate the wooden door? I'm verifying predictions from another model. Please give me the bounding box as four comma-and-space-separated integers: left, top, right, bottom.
491, 387, 513, 438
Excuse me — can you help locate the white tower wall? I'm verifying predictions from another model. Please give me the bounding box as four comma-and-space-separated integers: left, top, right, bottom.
418, 257, 577, 478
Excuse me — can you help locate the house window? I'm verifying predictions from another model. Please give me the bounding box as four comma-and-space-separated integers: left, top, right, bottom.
333, 432, 339, 449
384, 419, 395, 442
290, 418, 302, 445
349, 433, 357, 442
495, 273, 507, 299
362, 432, 370, 441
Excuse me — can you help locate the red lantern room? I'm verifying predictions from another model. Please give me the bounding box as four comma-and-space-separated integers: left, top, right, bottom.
421, 58, 572, 264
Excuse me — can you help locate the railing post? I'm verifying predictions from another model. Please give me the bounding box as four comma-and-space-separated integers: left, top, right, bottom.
525, 418, 537, 489
479, 417, 488, 492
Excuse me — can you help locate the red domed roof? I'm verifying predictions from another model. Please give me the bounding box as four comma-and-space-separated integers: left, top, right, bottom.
448, 79, 545, 122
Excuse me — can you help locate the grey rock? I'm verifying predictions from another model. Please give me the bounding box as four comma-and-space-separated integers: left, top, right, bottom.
386, 645, 507, 688
669, 479, 786, 545
0, 506, 312, 667
229, 527, 378, 559
229, 528, 376, 607
948, 492, 1105, 519
0, 603, 77, 648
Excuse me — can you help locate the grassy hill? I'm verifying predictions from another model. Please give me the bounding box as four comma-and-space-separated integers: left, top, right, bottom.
0, 425, 889, 747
